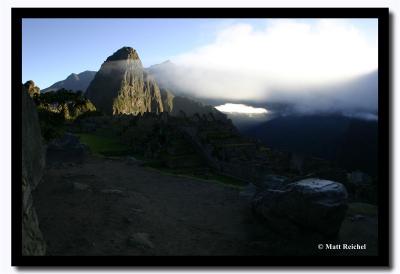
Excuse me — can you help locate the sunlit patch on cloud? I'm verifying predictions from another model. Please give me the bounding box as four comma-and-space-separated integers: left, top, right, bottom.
215, 103, 268, 114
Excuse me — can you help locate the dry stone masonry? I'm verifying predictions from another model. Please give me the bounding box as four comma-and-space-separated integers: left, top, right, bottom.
22, 85, 46, 255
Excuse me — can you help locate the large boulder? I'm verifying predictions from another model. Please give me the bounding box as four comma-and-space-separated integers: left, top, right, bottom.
22, 86, 46, 255
252, 178, 348, 238
86, 47, 164, 115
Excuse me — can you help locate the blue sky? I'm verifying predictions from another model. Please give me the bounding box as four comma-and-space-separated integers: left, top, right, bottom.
22, 18, 377, 89
23, 18, 266, 88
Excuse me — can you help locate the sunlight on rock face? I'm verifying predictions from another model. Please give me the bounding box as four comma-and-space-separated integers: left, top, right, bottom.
215, 103, 268, 114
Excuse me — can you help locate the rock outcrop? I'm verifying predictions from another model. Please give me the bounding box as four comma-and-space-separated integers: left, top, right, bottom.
23, 80, 40, 97
86, 47, 164, 115
252, 178, 348, 238
160, 89, 174, 113
36, 89, 97, 121
22, 85, 46, 255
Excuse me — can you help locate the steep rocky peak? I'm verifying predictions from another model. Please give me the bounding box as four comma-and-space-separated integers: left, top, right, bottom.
86, 47, 163, 115
106, 47, 141, 62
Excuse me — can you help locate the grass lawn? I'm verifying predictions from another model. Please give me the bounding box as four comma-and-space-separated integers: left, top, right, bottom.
347, 202, 377, 217
77, 133, 133, 157
76, 132, 246, 188
146, 165, 247, 189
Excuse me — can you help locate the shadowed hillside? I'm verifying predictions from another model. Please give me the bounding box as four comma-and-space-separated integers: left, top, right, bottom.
244, 114, 378, 176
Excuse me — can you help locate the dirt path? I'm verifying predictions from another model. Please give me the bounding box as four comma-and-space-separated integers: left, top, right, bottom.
33, 155, 377, 256
34, 155, 263, 255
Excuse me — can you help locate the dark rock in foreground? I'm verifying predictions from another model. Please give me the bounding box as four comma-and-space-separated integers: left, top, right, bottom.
252, 178, 348, 238
47, 133, 88, 165
22, 86, 46, 255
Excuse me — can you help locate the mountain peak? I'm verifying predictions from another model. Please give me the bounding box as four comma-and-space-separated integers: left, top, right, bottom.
86, 47, 163, 115
66, 73, 79, 81
106, 47, 140, 62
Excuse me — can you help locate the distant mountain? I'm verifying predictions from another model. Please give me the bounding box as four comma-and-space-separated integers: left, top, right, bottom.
244, 114, 378, 175
146, 60, 197, 101
147, 60, 178, 90
42, 71, 96, 93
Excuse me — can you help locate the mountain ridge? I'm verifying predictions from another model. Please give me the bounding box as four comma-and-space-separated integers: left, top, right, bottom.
42, 70, 97, 93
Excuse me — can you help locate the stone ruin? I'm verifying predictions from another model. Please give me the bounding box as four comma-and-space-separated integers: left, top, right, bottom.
22, 87, 46, 255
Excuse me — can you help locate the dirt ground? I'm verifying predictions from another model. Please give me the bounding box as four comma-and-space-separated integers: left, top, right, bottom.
33, 155, 378, 256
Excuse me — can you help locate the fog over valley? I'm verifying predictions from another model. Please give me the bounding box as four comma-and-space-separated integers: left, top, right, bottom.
148, 20, 377, 120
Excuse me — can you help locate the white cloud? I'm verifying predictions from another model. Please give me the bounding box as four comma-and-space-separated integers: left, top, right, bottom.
169, 19, 377, 101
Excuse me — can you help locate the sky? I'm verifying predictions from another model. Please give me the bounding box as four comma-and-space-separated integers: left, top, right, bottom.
22, 18, 268, 88
169, 19, 378, 96
22, 18, 377, 89
22, 18, 378, 117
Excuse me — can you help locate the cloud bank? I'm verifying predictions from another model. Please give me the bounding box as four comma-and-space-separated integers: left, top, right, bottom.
151, 19, 378, 117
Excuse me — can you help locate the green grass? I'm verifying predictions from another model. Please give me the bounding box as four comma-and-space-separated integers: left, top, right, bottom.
347, 202, 378, 217
217, 143, 255, 148
145, 165, 246, 189
208, 173, 247, 188
77, 133, 132, 157
76, 132, 246, 189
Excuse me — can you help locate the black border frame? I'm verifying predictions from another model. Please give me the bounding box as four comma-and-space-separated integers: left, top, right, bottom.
12, 7, 390, 267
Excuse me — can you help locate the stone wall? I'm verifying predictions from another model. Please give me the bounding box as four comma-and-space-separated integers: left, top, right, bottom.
22, 86, 46, 255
